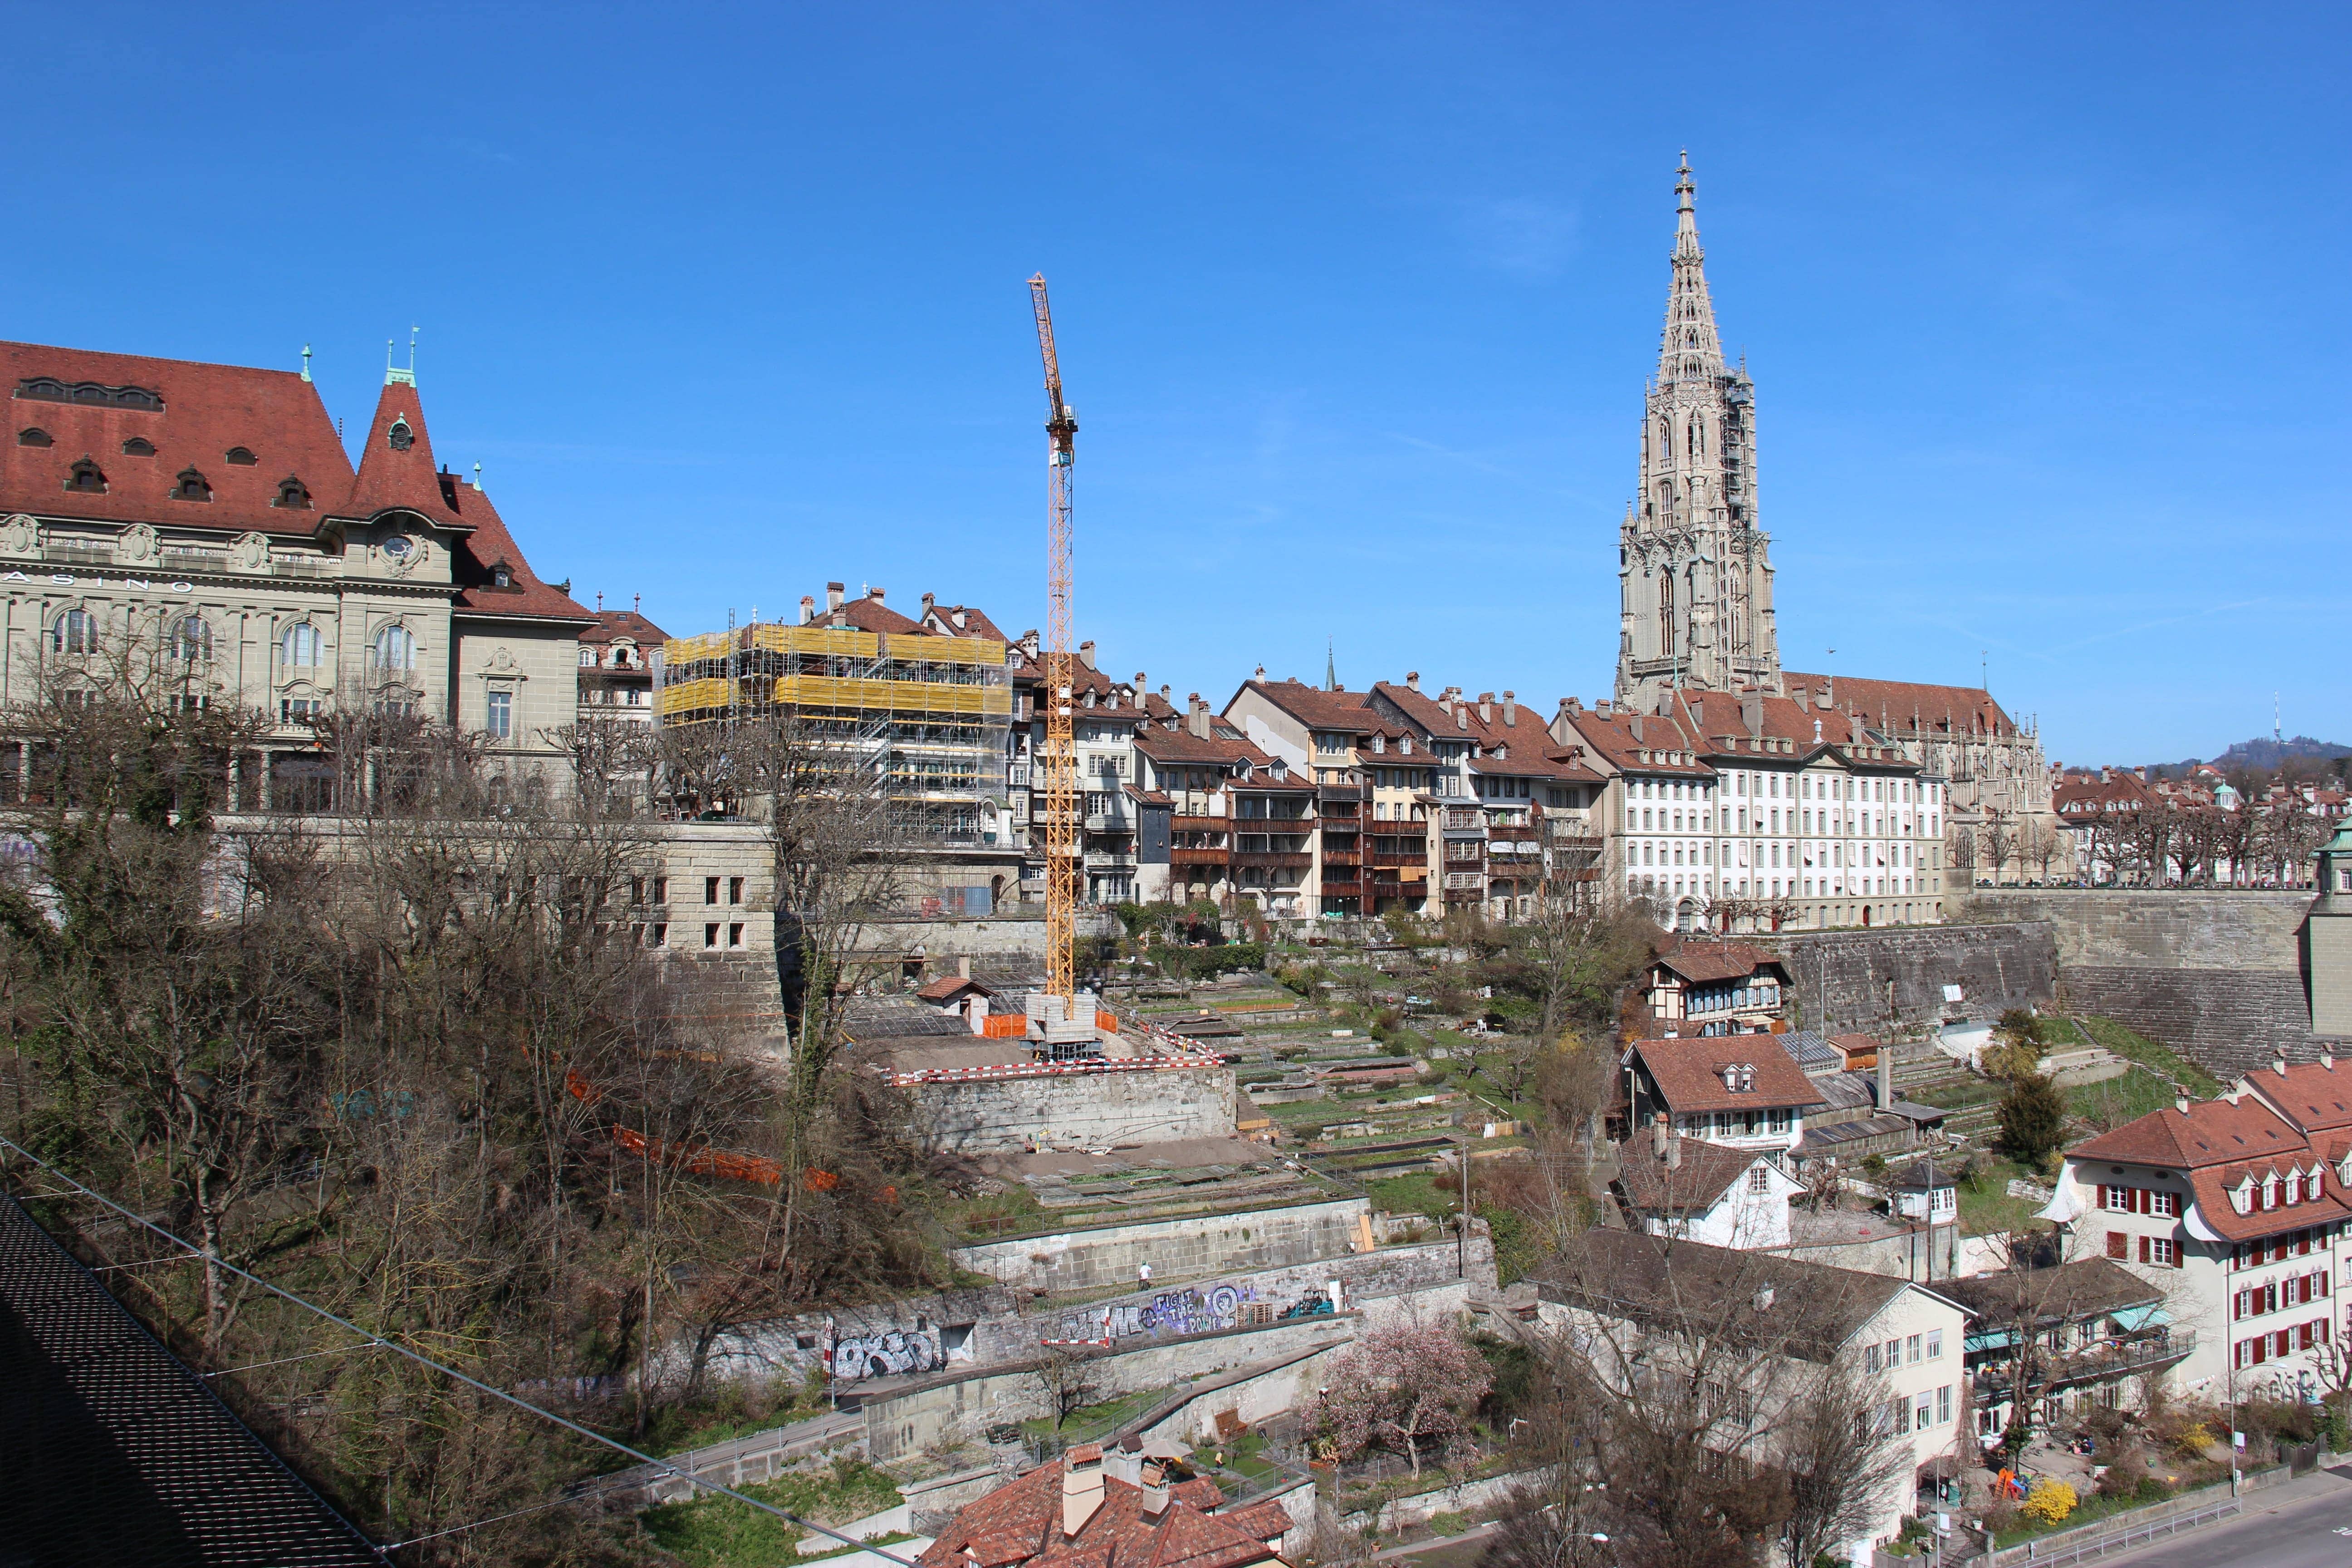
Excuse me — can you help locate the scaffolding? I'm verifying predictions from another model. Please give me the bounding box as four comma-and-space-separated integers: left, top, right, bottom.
655, 622, 1014, 844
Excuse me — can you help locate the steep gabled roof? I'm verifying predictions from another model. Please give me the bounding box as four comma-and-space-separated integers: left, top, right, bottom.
341, 378, 476, 531
447, 480, 592, 624
915, 1457, 1271, 1568
1649, 936, 1785, 985
1780, 671, 2020, 740
581, 608, 669, 645
1230, 678, 1383, 733
0, 339, 353, 534
1630, 1035, 1823, 1115
1615, 1138, 1773, 1214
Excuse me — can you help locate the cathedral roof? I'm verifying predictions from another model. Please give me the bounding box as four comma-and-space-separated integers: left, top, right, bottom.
1779, 672, 2022, 740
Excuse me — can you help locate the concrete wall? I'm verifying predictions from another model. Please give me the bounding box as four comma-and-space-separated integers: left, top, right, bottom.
911, 1066, 1239, 1154
856, 1313, 1359, 1460
950, 1196, 1371, 1295
1043, 1235, 1494, 1343
1961, 890, 2340, 1076
1763, 922, 2058, 1036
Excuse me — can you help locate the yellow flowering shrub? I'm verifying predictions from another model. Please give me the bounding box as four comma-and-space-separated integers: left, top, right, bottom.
2021, 1478, 2078, 1526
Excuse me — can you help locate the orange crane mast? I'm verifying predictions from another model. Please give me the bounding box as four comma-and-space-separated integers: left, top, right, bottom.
1029, 274, 1080, 1007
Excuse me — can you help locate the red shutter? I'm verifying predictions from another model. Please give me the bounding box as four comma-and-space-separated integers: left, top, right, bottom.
2107, 1231, 2128, 1260
2139, 1235, 2151, 1264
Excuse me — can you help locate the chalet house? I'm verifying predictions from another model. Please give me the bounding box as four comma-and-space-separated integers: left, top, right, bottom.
1637, 937, 1789, 1036
1614, 1119, 1806, 1248
1620, 1034, 1823, 1155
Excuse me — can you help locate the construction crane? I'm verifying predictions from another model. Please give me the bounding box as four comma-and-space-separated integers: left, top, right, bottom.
1029, 273, 1080, 1008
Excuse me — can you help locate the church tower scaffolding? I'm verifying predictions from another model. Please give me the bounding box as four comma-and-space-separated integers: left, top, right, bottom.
1616, 154, 1781, 710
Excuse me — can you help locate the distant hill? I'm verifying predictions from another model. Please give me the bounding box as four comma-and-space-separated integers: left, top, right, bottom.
2145, 735, 2352, 775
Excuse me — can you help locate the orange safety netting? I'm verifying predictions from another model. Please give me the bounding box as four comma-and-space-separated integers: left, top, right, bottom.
609, 1124, 785, 1187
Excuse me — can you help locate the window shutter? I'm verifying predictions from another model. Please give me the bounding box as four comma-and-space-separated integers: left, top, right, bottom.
2107, 1231, 2127, 1260
2139, 1235, 2151, 1264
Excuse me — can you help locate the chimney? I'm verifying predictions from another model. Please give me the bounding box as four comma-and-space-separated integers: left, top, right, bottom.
1502, 691, 1517, 726
1189, 695, 1211, 740
1877, 1039, 1891, 1110
1630, 715, 1645, 743
1079, 640, 1096, 670
1479, 693, 1494, 725
825, 582, 845, 612
1135, 671, 1147, 692
1792, 685, 1808, 708
1406, 671, 1421, 692
2324, 1047, 2336, 1072
799, 594, 816, 625
1651, 1111, 1668, 1162
1138, 1460, 1170, 1520
957, 955, 971, 980
1063, 1447, 1107, 1538
1813, 718, 1823, 745
1742, 690, 1762, 738
1254, 665, 1266, 680
2274, 1048, 2290, 1078
1656, 687, 1673, 718
868, 585, 885, 603
1690, 698, 1705, 729
1596, 699, 1612, 716
1818, 687, 1833, 711
2175, 1091, 2191, 1113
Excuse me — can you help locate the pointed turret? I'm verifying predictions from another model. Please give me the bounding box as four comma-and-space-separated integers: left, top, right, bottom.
341, 369, 475, 532
1659, 152, 1725, 384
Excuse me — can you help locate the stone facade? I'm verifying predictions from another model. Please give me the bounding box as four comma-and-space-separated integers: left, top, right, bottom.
0, 343, 595, 795
1616, 156, 1779, 709
909, 1065, 1239, 1155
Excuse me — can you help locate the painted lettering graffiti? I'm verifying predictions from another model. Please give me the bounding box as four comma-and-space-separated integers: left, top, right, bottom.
829, 1329, 941, 1381
1058, 1280, 1322, 1343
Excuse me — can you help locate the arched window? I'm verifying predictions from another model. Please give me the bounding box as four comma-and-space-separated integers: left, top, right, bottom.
387, 418, 414, 452
120, 436, 155, 457
224, 446, 258, 466
167, 615, 211, 662
578, 647, 597, 668
273, 475, 311, 509
1659, 571, 1676, 656
371, 624, 416, 672
52, 609, 98, 655
16, 427, 50, 447
65, 457, 107, 494
172, 466, 211, 502
281, 622, 322, 667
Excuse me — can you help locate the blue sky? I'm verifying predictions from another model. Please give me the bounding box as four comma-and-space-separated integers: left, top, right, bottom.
4, 4, 2343, 764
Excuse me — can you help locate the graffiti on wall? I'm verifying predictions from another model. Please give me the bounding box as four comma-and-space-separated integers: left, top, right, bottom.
1057, 1281, 1330, 1343
830, 1329, 941, 1381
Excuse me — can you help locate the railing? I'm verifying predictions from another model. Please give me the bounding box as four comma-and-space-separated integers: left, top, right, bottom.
1980, 1492, 2242, 1567
1973, 1330, 2194, 1400
1232, 852, 1313, 869
1370, 851, 1427, 867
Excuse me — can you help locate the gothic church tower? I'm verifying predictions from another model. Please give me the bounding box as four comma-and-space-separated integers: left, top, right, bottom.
1615, 155, 1780, 710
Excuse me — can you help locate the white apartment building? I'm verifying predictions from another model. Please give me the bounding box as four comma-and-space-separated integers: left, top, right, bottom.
2042, 1053, 2352, 1405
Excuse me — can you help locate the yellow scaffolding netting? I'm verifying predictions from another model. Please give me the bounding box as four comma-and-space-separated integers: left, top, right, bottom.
656, 676, 734, 717
771, 675, 1011, 715
749, 624, 880, 659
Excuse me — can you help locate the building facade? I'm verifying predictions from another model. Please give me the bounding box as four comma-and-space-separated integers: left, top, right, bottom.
0, 341, 592, 800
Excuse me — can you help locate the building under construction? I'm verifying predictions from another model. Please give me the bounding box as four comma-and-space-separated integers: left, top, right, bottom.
656, 591, 1024, 914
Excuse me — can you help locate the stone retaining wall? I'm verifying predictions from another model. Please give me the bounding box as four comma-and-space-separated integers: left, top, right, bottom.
950, 1196, 1370, 1295
909, 1066, 1239, 1154
1761, 922, 2058, 1035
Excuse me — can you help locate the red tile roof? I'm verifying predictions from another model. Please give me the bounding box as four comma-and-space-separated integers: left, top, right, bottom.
921, 602, 1013, 644
1615, 1137, 1770, 1213
1230, 679, 1389, 734
915, 1458, 1276, 1568
1779, 671, 2020, 739
1, 339, 352, 534
1630, 1035, 1823, 1115
2069, 1090, 2352, 1242
582, 608, 668, 645
1560, 706, 1716, 779
344, 380, 475, 530
447, 481, 592, 623
1649, 936, 1785, 985
827, 592, 926, 636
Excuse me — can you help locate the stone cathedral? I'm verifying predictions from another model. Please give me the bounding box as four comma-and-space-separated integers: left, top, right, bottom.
1615, 155, 1781, 711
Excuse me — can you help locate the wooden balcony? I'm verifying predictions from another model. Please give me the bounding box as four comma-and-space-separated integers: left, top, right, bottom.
1170, 847, 1229, 867
1370, 850, 1429, 868
1231, 851, 1313, 870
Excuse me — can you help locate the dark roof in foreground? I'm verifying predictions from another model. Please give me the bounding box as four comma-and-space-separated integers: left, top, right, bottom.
0, 1192, 382, 1564
1928, 1257, 2161, 1326
1532, 1227, 1920, 1362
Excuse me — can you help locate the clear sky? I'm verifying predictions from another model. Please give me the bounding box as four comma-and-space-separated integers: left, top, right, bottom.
4, 4, 2343, 764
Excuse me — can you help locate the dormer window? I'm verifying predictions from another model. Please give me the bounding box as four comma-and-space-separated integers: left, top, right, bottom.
172, 467, 211, 502
273, 475, 311, 509
2230, 1177, 2253, 1215
121, 436, 155, 456
225, 446, 258, 466
2286, 1172, 2303, 1205
65, 457, 107, 494
387, 418, 414, 452
16, 427, 50, 447
492, 565, 513, 588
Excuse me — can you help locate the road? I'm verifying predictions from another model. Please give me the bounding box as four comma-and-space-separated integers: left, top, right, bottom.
2102, 1471, 2352, 1568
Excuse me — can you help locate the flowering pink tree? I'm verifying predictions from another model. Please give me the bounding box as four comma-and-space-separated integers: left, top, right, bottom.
1316, 1323, 1492, 1477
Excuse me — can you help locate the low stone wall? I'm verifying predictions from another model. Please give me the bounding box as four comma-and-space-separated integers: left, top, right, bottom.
1341, 1467, 1546, 1531
951, 1196, 1370, 1295
909, 1065, 1239, 1154
1037, 1235, 1492, 1344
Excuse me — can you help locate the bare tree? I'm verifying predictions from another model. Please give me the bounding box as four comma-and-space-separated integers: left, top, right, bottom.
1980, 808, 2017, 888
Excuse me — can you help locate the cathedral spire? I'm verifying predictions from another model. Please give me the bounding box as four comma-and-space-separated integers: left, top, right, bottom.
1660, 152, 1724, 383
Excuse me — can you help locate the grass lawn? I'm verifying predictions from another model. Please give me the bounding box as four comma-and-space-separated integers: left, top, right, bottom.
2075, 1016, 2224, 1098
2067, 1067, 2178, 1132
1955, 1153, 2048, 1238
1016, 1384, 1173, 1446
639, 1459, 906, 1568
